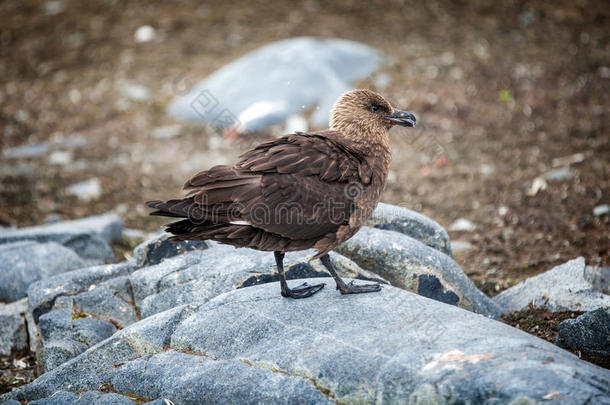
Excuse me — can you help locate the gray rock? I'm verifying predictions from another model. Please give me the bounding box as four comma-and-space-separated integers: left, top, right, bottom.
0, 213, 122, 262
0, 298, 28, 355
4, 282, 608, 404
28, 390, 78, 404
451, 240, 472, 253
72, 391, 137, 405
122, 228, 148, 246
74, 286, 139, 328
43, 338, 89, 372
27, 261, 135, 323
38, 307, 117, 371
2, 305, 196, 402
448, 217, 477, 232
110, 351, 331, 404
2, 142, 48, 159
494, 257, 610, 312
26, 262, 135, 370
585, 265, 610, 294
67, 178, 102, 202
335, 226, 503, 318
0, 241, 85, 302
26, 390, 139, 405
168, 37, 385, 132
542, 166, 573, 182
367, 202, 452, 256
133, 233, 208, 268
130, 242, 386, 318
556, 307, 610, 357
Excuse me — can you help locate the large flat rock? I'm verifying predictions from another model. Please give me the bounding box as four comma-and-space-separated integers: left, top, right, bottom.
336, 226, 503, 318
494, 257, 610, 312
129, 242, 386, 319
0, 214, 122, 262
3, 281, 608, 404
168, 37, 385, 131
0, 241, 86, 302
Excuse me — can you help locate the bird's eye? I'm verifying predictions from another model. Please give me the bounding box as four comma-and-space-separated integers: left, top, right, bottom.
370, 104, 380, 113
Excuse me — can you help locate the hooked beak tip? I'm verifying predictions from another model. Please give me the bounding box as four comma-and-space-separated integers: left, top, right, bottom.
385, 110, 417, 127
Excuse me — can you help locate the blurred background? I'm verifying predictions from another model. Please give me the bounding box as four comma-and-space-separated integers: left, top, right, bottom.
1, 0, 608, 296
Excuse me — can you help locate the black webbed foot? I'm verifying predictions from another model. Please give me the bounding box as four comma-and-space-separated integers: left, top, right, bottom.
336, 280, 382, 295
281, 282, 325, 299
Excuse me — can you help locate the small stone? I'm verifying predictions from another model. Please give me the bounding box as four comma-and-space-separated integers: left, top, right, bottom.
527, 177, 547, 196
152, 125, 181, 139
451, 240, 472, 253
448, 218, 477, 232
3, 143, 48, 159
543, 166, 573, 182
134, 25, 156, 43
44, 0, 65, 15
120, 82, 150, 102
48, 150, 72, 165
67, 178, 102, 201
593, 204, 610, 217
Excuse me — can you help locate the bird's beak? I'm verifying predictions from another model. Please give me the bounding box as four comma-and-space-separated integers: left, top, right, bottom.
385, 110, 417, 127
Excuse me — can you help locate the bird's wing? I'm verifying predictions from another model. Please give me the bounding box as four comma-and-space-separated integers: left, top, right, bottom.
183, 132, 371, 240
234, 131, 372, 183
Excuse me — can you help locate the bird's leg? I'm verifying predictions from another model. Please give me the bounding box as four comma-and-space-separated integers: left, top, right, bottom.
274, 251, 325, 299
319, 254, 381, 294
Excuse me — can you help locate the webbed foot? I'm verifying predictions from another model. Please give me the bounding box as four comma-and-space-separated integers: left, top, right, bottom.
336, 280, 381, 295
281, 282, 325, 299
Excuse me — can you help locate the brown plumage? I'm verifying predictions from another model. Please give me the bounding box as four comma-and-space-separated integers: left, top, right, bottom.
147, 89, 416, 298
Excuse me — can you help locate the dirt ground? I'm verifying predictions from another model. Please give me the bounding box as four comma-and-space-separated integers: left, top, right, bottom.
0, 0, 609, 385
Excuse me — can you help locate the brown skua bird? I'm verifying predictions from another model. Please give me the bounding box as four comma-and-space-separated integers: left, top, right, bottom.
147, 89, 416, 298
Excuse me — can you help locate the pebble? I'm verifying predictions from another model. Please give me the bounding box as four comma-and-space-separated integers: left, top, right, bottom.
449, 218, 477, 232
3, 143, 48, 159
593, 204, 609, 217
67, 178, 102, 201
134, 25, 156, 43
152, 125, 181, 139
120, 82, 151, 102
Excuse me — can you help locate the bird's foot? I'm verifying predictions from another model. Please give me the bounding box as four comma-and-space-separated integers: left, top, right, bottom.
281, 282, 325, 299
337, 280, 382, 295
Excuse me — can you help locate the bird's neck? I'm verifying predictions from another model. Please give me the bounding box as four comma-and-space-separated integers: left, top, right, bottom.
330, 124, 392, 186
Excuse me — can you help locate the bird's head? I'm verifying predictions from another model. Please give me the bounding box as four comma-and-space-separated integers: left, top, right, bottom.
329, 89, 416, 140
